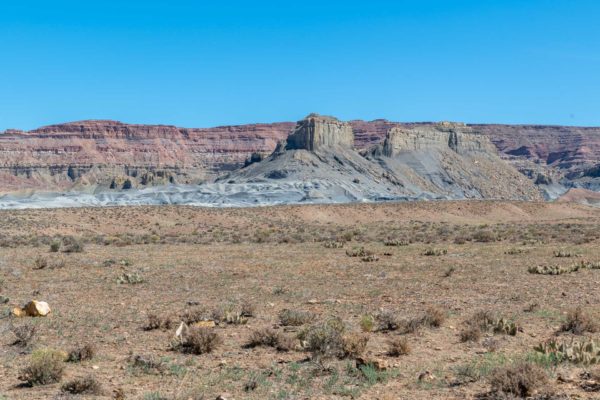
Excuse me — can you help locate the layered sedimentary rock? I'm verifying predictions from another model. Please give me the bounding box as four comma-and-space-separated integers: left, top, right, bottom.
221, 115, 541, 202
1, 117, 599, 197
0, 120, 293, 192
285, 114, 354, 150
379, 122, 496, 157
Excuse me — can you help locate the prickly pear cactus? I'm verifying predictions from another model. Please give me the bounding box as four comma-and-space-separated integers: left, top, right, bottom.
534, 338, 600, 365
493, 318, 518, 336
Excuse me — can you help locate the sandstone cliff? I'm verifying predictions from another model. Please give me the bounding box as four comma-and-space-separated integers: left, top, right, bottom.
221, 115, 541, 202
0, 117, 599, 197
286, 114, 354, 150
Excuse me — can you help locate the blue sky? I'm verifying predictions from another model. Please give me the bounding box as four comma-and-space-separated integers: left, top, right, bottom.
0, 0, 599, 130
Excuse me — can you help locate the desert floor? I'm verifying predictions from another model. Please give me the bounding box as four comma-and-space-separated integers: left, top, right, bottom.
1, 201, 600, 399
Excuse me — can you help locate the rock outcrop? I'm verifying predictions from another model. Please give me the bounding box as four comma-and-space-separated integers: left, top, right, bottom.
285, 114, 354, 150
379, 122, 496, 157
1, 116, 599, 198
220, 115, 542, 202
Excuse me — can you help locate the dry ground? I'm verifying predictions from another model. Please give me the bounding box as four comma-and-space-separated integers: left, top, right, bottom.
1, 201, 600, 399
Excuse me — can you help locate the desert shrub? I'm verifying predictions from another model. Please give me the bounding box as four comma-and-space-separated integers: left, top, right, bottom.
143, 313, 173, 331
18, 349, 65, 386
387, 337, 410, 356
33, 255, 48, 270
175, 327, 221, 355
61, 375, 102, 395
180, 306, 209, 324
376, 310, 402, 332
453, 235, 468, 244
460, 325, 482, 342
61, 236, 84, 253
489, 363, 547, 397
279, 309, 315, 326
420, 306, 446, 328
67, 344, 95, 362
130, 354, 166, 374
303, 317, 346, 359
472, 230, 497, 243
360, 314, 375, 332
340, 333, 369, 359
460, 311, 518, 342
49, 241, 61, 253
240, 300, 255, 318
11, 323, 36, 347
377, 307, 445, 334
245, 327, 295, 351
561, 307, 597, 335
212, 304, 248, 325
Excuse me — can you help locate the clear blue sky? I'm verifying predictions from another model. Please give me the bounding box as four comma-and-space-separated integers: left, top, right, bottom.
1, 0, 599, 130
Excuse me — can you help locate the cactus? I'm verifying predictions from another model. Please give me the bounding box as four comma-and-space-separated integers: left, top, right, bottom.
505, 248, 525, 255
422, 248, 448, 256
553, 249, 578, 258
361, 254, 379, 262
529, 260, 600, 275
493, 318, 518, 336
346, 247, 372, 257
534, 338, 600, 365
528, 264, 580, 275
384, 239, 409, 247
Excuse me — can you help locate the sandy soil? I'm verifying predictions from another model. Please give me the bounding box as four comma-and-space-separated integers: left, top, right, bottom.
1, 201, 600, 399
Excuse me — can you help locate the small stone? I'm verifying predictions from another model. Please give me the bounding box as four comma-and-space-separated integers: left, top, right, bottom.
92, 365, 99, 370
23, 300, 51, 317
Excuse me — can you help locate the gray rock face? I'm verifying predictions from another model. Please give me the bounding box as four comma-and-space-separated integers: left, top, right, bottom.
285, 114, 354, 151
381, 123, 496, 157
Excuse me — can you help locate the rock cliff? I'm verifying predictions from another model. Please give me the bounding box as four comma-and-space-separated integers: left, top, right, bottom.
285, 114, 354, 150
0, 117, 599, 198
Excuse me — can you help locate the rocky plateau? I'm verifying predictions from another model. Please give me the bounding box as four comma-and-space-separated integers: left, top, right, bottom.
0, 114, 599, 208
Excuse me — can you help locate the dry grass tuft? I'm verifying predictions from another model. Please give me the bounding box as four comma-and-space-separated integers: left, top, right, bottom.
245, 327, 295, 352
11, 323, 36, 348
61, 375, 103, 395
143, 313, 173, 331
489, 363, 548, 397
387, 337, 410, 357
341, 333, 369, 359
279, 309, 315, 326
175, 327, 221, 355
561, 307, 597, 335
67, 343, 96, 362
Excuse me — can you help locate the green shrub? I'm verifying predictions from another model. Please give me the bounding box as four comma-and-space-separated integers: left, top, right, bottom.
18, 349, 65, 386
